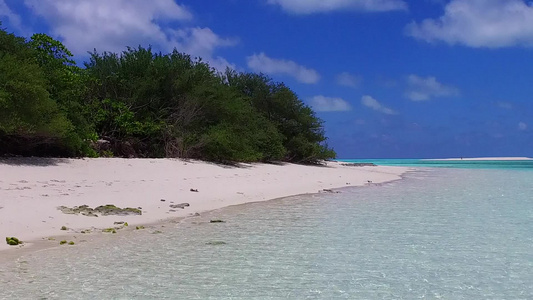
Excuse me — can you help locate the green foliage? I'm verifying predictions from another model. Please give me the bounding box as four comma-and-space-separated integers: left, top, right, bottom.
0, 27, 91, 156
6, 237, 22, 245
206, 241, 227, 245
0, 32, 65, 136
0, 24, 335, 163
102, 228, 117, 234
226, 71, 335, 162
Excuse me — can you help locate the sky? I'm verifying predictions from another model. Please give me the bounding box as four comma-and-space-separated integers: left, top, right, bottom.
1, 0, 532, 158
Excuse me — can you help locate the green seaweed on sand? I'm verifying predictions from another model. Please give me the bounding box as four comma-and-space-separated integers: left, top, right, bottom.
206, 241, 227, 246
6, 237, 22, 246
58, 204, 142, 217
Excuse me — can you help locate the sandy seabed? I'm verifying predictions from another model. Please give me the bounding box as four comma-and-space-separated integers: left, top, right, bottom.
0, 158, 408, 257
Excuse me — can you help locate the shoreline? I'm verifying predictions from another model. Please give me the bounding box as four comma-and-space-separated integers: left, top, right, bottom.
0, 158, 410, 260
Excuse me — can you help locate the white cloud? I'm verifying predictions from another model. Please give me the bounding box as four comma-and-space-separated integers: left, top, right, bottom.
23, 0, 236, 70
519, 122, 528, 130
0, 0, 24, 32
167, 27, 237, 70
309, 95, 351, 112
246, 53, 320, 84
405, 75, 459, 101
361, 95, 397, 115
406, 0, 533, 48
268, 0, 407, 14
336, 72, 362, 88
168, 27, 237, 59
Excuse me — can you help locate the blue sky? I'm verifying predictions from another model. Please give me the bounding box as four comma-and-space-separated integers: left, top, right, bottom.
1, 0, 532, 158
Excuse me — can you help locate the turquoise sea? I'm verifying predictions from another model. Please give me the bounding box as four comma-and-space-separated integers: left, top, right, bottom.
1, 161, 532, 299
340, 158, 533, 170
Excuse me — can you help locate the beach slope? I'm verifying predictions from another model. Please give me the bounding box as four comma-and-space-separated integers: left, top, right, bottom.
0, 158, 408, 252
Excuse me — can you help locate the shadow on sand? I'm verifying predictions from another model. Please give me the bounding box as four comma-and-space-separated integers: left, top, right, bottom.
0, 157, 71, 166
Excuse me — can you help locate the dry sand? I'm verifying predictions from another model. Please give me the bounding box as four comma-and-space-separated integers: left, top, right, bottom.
0, 158, 408, 254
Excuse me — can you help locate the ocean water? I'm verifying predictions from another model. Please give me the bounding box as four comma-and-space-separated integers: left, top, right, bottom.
340, 158, 533, 170
1, 166, 532, 299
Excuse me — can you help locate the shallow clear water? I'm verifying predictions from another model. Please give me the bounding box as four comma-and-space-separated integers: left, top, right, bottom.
340, 158, 533, 170
1, 168, 532, 299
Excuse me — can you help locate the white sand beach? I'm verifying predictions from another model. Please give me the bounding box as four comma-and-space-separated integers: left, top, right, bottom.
0, 158, 408, 253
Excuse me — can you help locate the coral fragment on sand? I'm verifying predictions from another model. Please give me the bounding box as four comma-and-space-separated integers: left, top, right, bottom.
58, 204, 142, 217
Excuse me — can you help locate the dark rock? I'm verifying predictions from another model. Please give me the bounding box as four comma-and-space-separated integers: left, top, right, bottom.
190, 188, 199, 192
210, 220, 225, 223
120, 141, 136, 158
170, 203, 190, 209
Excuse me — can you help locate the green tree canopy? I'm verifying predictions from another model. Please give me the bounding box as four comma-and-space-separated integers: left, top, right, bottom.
0, 24, 335, 162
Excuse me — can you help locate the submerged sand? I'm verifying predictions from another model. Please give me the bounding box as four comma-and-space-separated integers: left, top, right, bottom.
0, 158, 408, 254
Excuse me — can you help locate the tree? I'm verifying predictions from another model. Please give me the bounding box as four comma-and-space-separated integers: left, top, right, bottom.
29, 33, 96, 155
0, 26, 77, 156
0, 22, 335, 162
225, 70, 336, 162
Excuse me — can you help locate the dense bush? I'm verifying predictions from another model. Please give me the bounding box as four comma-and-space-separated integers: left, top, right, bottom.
0, 25, 335, 163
